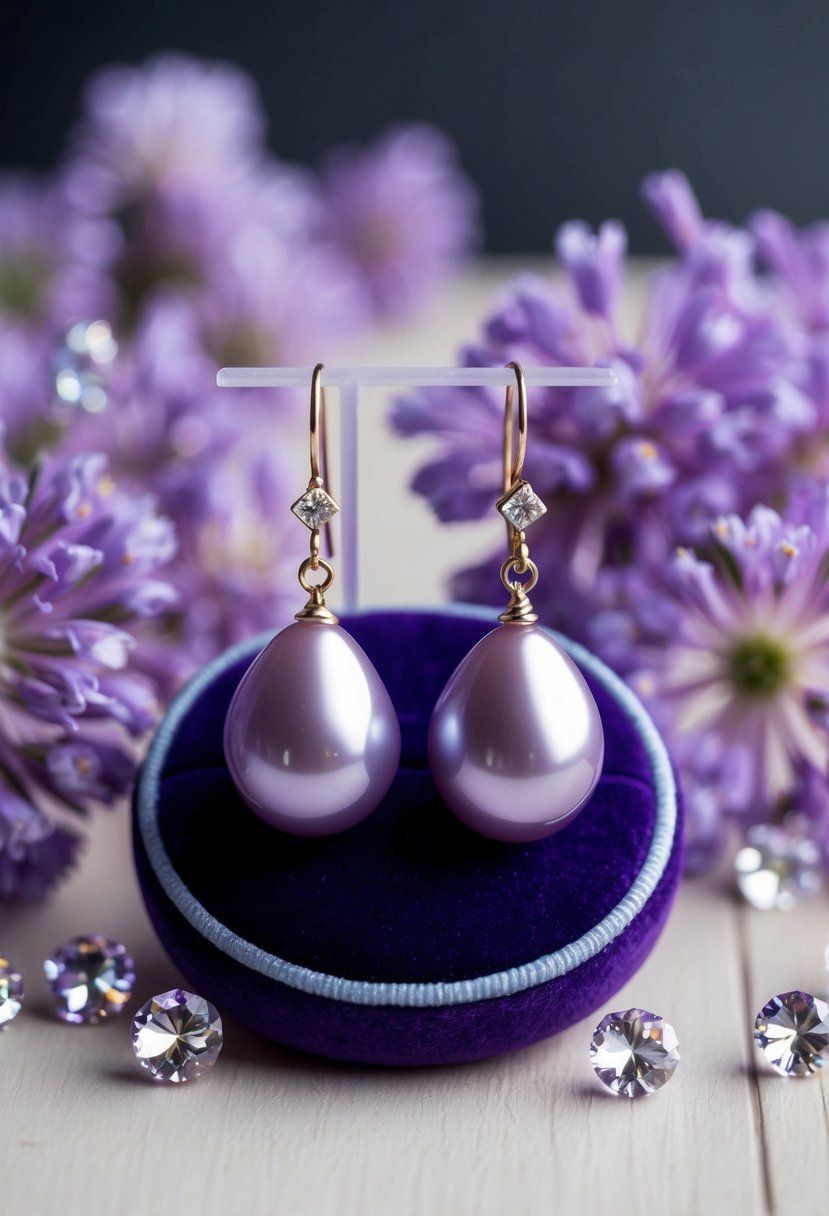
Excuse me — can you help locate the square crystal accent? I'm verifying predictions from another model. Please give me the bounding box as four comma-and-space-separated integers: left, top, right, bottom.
291, 486, 340, 529
497, 480, 547, 530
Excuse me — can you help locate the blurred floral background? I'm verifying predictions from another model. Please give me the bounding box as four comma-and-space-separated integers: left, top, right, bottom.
3, 50, 829, 910
0, 53, 479, 897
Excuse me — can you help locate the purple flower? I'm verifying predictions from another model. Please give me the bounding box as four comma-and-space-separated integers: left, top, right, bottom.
171, 436, 306, 668
0, 791, 79, 901
62, 301, 306, 678
392, 193, 801, 668
0, 174, 112, 333
642, 171, 756, 293
556, 220, 626, 317
319, 125, 479, 319
751, 208, 829, 334
62, 52, 369, 357
0, 450, 177, 898
641, 170, 704, 251
66, 53, 265, 207
199, 224, 370, 367
634, 487, 829, 822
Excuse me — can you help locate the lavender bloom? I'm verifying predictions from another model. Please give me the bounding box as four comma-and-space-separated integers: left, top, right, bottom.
0, 793, 78, 901
0, 174, 111, 332
63, 53, 270, 318
0, 450, 177, 898
319, 125, 479, 319
633, 488, 829, 833
63, 52, 369, 357
172, 436, 306, 668
642, 170, 757, 294
751, 208, 829, 335
0, 176, 114, 462
63, 299, 305, 679
393, 201, 803, 667
66, 53, 265, 206
199, 221, 370, 367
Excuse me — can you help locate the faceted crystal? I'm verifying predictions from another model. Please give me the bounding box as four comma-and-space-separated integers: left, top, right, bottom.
754, 991, 829, 1076
735, 823, 822, 911
44, 935, 135, 1024
131, 989, 223, 1083
0, 957, 23, 1027
589, 1008, 680, 1097
291, 486, 340, 530
497, 481, 547, 530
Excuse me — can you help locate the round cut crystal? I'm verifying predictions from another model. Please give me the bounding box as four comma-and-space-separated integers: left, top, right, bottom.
130, 989, 223, 1083
754, 991, 829, 1076
44, 935, 136, 1024
735, 823, 822, 911
0, 957, 23, 1026
589, 1008, 680, 1097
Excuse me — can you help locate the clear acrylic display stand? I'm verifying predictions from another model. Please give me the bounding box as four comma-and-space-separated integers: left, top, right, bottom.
217, 365, 617, 608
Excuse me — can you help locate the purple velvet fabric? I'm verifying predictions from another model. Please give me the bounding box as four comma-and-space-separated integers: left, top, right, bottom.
133, 609, 683, 1066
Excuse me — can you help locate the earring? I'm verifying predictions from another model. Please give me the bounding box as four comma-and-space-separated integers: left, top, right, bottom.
224, 363, 401, 835
428, 362, 604, 842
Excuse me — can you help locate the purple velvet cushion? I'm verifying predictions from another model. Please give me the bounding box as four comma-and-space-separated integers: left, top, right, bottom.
133, 607, 682, 1066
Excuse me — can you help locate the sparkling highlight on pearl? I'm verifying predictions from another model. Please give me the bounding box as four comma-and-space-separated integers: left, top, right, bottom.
428, 623, 604, 841
224, 620, 401, 835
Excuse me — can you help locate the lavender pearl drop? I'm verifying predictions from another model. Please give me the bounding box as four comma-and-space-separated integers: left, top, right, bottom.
428, 624, 605, 843
224, 621, 401, 836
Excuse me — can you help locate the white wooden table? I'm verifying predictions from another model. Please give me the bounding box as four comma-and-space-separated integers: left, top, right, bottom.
3, 264, 828, 1216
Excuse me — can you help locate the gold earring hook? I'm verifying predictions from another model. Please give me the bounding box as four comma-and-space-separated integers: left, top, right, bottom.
309, 362, 325, 486
308, 363, 335, 560
291, 363, 340, 624
496, 360, 542, 624
503, 360, 528, 495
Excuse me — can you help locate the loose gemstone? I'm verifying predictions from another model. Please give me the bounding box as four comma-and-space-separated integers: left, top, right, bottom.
44, 935, 135, 1024
754, 991, 829, 1076
735, 823, 822, 911
497, 480, 547, 531
589, 1008, 680, 1097
0, 957, 23, 1026
130, 989, 223, 1083
291, 486, 340, 530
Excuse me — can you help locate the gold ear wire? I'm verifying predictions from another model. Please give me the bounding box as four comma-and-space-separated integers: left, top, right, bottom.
502, 360, 528, 496
495, 361, 545, 624
309, 363, 334, 559
290, 364, 340, 623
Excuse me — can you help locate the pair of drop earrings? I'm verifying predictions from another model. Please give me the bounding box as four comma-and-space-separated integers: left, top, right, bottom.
224, 363, 606, 843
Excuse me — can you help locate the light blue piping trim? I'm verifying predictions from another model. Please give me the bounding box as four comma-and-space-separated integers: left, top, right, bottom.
136, 604, 677, 1009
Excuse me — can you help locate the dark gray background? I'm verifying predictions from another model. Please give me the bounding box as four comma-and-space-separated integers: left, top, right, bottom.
1, 0, 826, 252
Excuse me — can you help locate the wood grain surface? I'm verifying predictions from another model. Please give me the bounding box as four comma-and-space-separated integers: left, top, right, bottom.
2, 264, 827, 1216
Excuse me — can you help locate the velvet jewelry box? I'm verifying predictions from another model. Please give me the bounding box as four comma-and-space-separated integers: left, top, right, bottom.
133, 606, 682, 1067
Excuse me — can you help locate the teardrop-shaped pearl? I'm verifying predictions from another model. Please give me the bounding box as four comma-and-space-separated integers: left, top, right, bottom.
428, 623, 604, 842
224, 621, 401, 836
